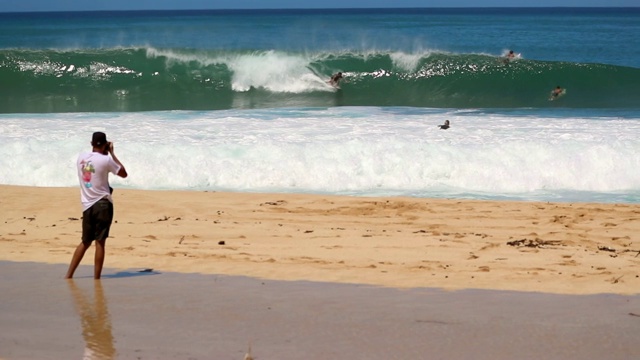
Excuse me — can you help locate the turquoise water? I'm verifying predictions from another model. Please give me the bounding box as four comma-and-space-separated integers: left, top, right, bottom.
0, 8, 639, 112
0, 8, 639, 202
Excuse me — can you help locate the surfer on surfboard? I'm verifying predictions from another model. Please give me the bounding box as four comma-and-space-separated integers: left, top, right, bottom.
549, 85, 565, 101
329, 72, 343, 87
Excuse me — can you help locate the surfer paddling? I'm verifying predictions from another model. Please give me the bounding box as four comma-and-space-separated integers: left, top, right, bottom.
438, 120, 450, 130
503, 50, 516, 64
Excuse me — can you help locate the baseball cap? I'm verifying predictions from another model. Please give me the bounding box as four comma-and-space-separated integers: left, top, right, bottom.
91, 132, 108, 147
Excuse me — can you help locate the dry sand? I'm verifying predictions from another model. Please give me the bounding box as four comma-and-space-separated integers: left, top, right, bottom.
1, 185, 639, 295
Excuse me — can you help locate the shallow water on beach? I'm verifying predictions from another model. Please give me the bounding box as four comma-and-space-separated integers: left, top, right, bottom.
1, 261, 639, 359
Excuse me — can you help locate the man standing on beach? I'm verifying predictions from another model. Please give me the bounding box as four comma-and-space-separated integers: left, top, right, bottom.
65, 132, 128, 279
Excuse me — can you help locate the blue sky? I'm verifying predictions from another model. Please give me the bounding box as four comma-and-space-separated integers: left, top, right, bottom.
0, 0, 637, 12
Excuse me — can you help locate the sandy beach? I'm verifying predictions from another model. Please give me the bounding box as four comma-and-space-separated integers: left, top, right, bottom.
1, 184, 639, 295
2, 184, 640, 359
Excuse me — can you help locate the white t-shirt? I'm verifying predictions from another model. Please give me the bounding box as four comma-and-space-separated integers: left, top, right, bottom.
77, 152, 121, 211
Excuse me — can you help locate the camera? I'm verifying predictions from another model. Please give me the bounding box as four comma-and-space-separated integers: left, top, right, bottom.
102, 142, 111, 155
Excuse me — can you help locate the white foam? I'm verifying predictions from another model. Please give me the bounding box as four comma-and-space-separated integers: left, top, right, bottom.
1, 108, 638, 202
146, 47, 331, 93
226, 51, 328, 93
389, 51, 426, 72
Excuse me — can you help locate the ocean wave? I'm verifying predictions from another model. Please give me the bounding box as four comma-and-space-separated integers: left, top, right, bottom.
1, 47, 639, 112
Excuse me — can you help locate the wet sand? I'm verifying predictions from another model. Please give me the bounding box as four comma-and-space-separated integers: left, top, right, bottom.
1, 261, 639, 359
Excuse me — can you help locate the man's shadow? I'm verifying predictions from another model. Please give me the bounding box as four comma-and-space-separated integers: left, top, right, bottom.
74, 268, 161, 279
103, 269, 161, 279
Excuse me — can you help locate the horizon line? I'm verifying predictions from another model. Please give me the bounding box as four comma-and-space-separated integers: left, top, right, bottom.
1, 6, 639, 14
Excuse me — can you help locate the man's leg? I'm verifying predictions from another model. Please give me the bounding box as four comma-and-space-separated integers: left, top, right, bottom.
65, 242, 91, 279
94, 239, 106, 279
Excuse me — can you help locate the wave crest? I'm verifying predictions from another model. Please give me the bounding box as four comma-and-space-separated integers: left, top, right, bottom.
1, 47, 639, 112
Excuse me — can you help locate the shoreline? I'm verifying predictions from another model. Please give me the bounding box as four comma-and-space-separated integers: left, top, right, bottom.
1, 184, 639, 295
3, 261, 639, 359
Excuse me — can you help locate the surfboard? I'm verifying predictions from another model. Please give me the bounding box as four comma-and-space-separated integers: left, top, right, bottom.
327, 80, 341, 90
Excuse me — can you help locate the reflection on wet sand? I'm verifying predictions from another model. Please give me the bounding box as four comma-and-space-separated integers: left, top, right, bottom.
67, 280, 115, 359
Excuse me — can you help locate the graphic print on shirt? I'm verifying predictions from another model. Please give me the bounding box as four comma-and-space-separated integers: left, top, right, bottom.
80, 160, 95, 188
